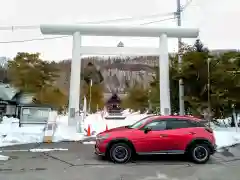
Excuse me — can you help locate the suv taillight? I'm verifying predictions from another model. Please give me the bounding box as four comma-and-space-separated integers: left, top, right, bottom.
205, 127, 213, 133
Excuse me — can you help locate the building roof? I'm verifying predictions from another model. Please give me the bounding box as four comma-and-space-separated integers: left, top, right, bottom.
106, 93, 121, 104
0, 83, 19, 101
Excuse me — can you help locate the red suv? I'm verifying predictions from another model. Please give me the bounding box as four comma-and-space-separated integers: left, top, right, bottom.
95, 115, 216, 164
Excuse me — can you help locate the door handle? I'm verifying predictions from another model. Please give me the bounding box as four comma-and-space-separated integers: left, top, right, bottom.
160, 134, 168, 137
189, 132, 196, 135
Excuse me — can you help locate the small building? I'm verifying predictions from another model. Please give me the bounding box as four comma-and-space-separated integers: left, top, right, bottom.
106, 93, 122, 113
0, 83, 22, 117
0, 83, 52, 126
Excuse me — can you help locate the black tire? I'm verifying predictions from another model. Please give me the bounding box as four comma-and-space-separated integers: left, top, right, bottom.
189, 143, 210, 164
109, 143, 132, 163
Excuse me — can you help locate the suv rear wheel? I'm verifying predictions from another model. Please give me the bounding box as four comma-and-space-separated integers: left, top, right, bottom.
109, 143, 132, 163
189, 143, 210, 164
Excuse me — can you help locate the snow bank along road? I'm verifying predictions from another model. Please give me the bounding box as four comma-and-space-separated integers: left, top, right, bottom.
1, 142, 240, 180
1, 115, 240, 149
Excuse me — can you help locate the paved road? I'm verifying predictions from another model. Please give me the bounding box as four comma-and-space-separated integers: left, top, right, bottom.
0, 142, 240, 180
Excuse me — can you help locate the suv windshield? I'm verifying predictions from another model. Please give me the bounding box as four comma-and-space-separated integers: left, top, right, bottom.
128, 116, 155, 129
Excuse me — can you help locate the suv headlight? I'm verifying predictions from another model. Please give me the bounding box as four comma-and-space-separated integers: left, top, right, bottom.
96, 134, 109, 140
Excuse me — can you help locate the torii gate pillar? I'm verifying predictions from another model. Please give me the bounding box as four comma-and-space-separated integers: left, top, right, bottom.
68, 32, 81, 125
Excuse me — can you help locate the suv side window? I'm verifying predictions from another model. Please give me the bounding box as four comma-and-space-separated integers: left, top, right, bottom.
166, 120, 192, 130
143, 120, 167, 131
180, 119, 205, 127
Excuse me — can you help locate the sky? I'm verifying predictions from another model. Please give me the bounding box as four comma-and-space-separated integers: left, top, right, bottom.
0, 0, 239, 61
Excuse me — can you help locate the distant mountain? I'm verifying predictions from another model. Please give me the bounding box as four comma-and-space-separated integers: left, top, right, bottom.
210, 49, 239, 56
1, 49, 237, 95
55, 56, 157, 94
53, 49, 239, 95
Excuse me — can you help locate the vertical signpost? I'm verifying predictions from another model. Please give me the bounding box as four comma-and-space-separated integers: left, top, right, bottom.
43, 111, 58, 143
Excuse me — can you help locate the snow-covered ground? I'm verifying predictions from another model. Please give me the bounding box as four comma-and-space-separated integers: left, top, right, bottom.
0, 110, 240, 152
0, 154, 9, 161
214, 130, 240, 149
0, 115, 85, 147
84, 111, 148, 135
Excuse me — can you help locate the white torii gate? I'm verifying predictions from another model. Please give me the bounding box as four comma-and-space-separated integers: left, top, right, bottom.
40, 24, 199, 125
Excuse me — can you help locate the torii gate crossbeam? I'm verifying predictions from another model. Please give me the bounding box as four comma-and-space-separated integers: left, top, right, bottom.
40, 24, 199, 125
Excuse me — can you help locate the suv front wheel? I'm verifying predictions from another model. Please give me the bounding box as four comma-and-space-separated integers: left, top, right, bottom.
109, 143, 132, 163
189, 143, 210, 164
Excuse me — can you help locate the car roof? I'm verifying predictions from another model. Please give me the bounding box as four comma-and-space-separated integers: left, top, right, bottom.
149, 115, 202, 122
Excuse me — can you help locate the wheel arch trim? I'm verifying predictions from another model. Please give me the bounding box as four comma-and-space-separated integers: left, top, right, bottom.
106, 138, 136, 153
185, 138, 215, 153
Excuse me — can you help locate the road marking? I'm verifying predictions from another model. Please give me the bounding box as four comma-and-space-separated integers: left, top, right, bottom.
138, 171, 180, 180
0, 148, 68, 153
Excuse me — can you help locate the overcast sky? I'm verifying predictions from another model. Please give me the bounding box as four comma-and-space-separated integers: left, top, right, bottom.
0, 0, 239, 61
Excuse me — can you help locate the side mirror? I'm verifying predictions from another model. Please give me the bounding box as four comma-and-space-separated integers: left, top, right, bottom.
144, 127, 152, 134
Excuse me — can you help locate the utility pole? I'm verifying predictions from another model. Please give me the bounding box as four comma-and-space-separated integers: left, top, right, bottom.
207, 58, 211, 126
176, 0, 185, 115
117, 41, 124, 92
88, 79, 92, 113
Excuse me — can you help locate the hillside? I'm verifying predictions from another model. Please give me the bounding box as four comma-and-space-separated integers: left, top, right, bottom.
1, 49, 238, 97
55, 56, 157, 95
53, 48, 240, 95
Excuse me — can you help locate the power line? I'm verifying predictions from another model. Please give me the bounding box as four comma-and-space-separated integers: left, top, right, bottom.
0, 12, 174, 31
0, 0, 194, 32
81, 12, 174, 24
0, 35, 70, 44
0, 25, 39, 31
0, 16, 175, 44
140, 17, 176, 25
0, 0, 196, 44
181, 0, 194, 11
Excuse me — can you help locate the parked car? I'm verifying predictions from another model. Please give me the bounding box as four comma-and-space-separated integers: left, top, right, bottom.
95, 115, 216, 164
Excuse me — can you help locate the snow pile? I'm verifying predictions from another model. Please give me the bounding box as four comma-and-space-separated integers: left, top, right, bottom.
0, 117, 44, 147
214, 128, 240, 149
1, 127, 44, 146
0, 112, 240, 150
53, 125, 84, 142
84, 113, 148, 135
29, 148, 68, 152
0, 115, 85, 147
217, 118, 231, 127
121, 109, 141, 116
0, 117, 21, 136
83, 113, 105, 135
121, 109, 132, 116
0, 154, 9, 161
